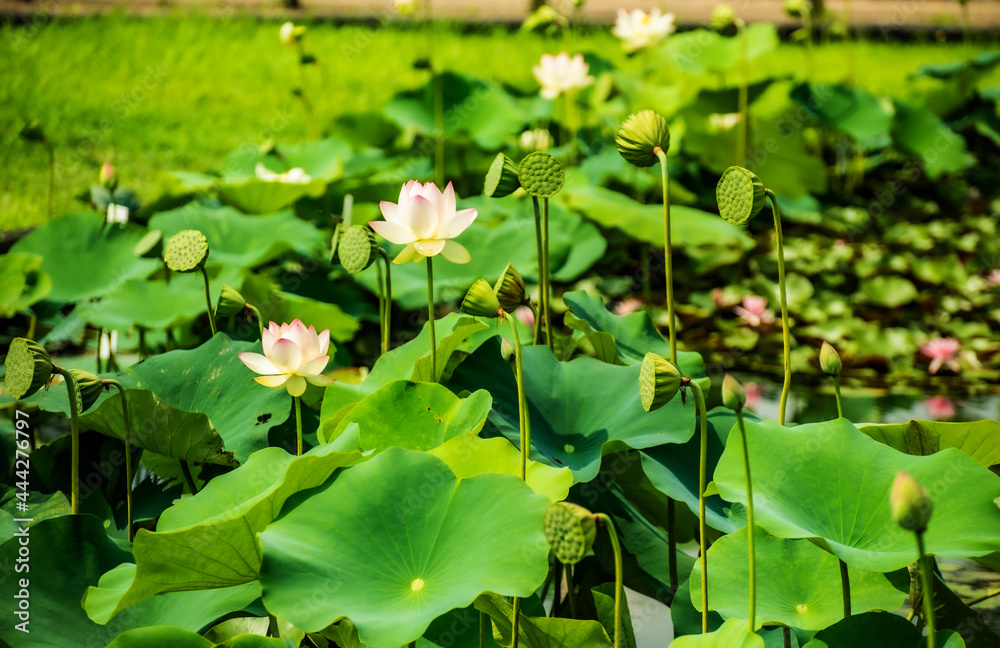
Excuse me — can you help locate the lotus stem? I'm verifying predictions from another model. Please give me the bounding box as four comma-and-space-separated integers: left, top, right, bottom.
531, 197, 546, 346
735, 408, 756, 631
783, 627, 791, 648
200, 267, 217, 336
246, 303, 264, 339
803, 6, 814, 79
507, 315, 530, 481
105, 379, 134, 542
840, 559, 852, 618
550, 559, 563, 617
512, 595, 522, 648
181, 460, 199, 494
596, 514, 624, 648
293, 395, 303, 457
689, 378, 710, 632
737, 19, 748, 168
654, 148, 676, 365
296, 42, 319, 139
566, 563, 579, 617
480, 612, 487, 648
844, 0, 855, 85
433, 75, 445, 187
765, 190, 791, 426
968, 588, 1000, 606
916, 531, 936, 648
96, 328, 105, 374
832, 375, 844, 418
427, 256, 437, 379
541, 197, 553, 351
379, 249, 393, 354
375, 256, 385, 353
53, 366, 81, 515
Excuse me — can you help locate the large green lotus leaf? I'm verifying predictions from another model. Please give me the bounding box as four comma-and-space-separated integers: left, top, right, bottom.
448, 343, 697, 484
473, 592, 612, 648
411, 319, 489, 384
221, 137, 350, 181
560, 185, 752, 273
216, 178, 329, 214
790, 83, 895, 150
715, 419, 1000, 572
148, 203, 326, 269
427, 435, 573, 502
859, 420, 1000, 468
855, 275, 918, 309
322, 380, 492, 449
258, 448, 551, 647
104, 626, 296, 647
238, 274, 359, 344
84, 444, 360, 623
801, 611, 965, 648
665, 24, 778, 74
892, 100, 968, 179
0, 252, 51, 316
9, 212, 158, 303
689, 526, 906, 631
669, 618, 765, 648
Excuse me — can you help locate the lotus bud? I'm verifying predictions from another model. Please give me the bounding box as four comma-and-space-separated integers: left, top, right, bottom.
134, 230, 163, 259
639, 352, 683, 412
891, 471, 933, 533
717, 166, 766, 225
820, 341, 843, 376
4, 338, 54, 400
616, 110, 670, 168
517, 152, 564, 198
784, 0, 807, 18
543, 502, 597, 565
99, 162, 117, 191
279, 22, 306, 47
484, 153, 522, 198
710, 4, 739, 35
500, 336, 515, 362
163, 229, 209, 273
69, 369, 104, 412
216, 285, 248, 317
461, 279, 502, 319
493, 263, 526, 312
722, 373, 746, 411
338, 225, 380, 274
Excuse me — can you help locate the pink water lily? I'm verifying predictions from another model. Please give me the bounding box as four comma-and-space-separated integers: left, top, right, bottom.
370, 180, 477, 264
239, 319, 335, 396
924, 395, 956, 420
921, 337, 960, 374
733, 295, 774, 328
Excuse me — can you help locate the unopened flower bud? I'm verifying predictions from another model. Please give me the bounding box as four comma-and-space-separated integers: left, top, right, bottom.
164, 229, 209, 273
216, 285, 248, 317
543, 502, 597, 565
99, 162, 117, 191
820, 341, 843, 376
338, 225, 380, 274
461, 279, 502, 318
891, 471, 933, 533
710, 5, 739, 35
518, 152, 564, 198
722, 373, 746, 411
493, 263, 526, 312
639, 352, 683, 412
717, 166, 765, 225
4, 338, 54, 400
70, 369, 104, 411
484, 154, 522, 198
616, 110, 670, 168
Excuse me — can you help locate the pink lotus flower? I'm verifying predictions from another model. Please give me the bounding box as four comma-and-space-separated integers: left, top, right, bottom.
239, 320, 335, 397
515, 305, 535, 327
743, 382, 762, 411
613, 297, 644, 316
921, 337, 960, 374
733, 296, 774, 328
986, 269, 1000, 288
370, 180, 476, 264
924, 395, 956, 420
532, 53, 594, 100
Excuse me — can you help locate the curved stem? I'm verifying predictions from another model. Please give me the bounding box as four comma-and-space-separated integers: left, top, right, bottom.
427, 256, 437, 380
833, 375, 843, 418
916, 532, 936, 648
765, 190, 791, 426
531, 196, 545, 346
840, 559, 852, 618
200, 267, 217, 336
735, 408, 755, 631
380, 249, 393, 354
507, 315, 530, 481
105, 380, 134, 542
596, 514, 624, 648
690, 379, 710, 632
53, 366, 81, 515
294, 396, 303, 456
180, 460, 199, 494
246, 303, 264, 339
654, 148, 676, 365
737, 19, 748, 168
541, 198, 553, 351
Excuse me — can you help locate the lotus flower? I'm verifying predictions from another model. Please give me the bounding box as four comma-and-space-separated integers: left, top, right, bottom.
370, 180, 477, 264
924, 395, 956, 420
532, 53, 594, 100
279, 22, 305, 47
733, 295, 774, 328
255, 163, 312, 184
921, 337, 960, 374
986, 269, 1000, 288
612, 8, 676, 53
613, 297, 644, 316
239, 320, 335, 397
106, 203, 129, 225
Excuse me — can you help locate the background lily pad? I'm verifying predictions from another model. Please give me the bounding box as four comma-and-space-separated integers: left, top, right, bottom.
0, 251, 51, 316
859, 419, 1000, 468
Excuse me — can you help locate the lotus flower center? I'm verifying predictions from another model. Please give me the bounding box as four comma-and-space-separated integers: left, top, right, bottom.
564, 444, 575, 454
411, 578, 425, 592
796, 604, 808, 613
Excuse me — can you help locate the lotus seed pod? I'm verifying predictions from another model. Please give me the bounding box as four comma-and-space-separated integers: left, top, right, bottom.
484, 153, 522, 198
4, 338, 54, 400
216, 285, 248, 317
493, 263, 526, 312
819, 341, 843, 376
163, 229, 209, 273
543, 502, 597, 565
710, 4, 739, 35
70, 369, 104, 412
716, 166, 766, 226
518, 152, 564, 198
134, 230, 163, 259
639, 352, 683, 412
721, 373, 746, 412
616, 110, 670, 168
891, 471, 933, 533
461, 279, 502, 319
338, 225, 380, 274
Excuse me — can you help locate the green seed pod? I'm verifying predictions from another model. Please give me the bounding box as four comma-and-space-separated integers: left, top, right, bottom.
4, 338, 54, 400
461, 279, 502, 319
134, 230, 163, 259
543, 502, 597, 565
338, 225, 380, 274
518, 152, 564, 198
70, 369, 104, 412
721, 373, 746, 412
891, 470, 933, 533
616, 110, 670, 168
493, 263, 526, 312
216, 285, 248, 317
716, 166, 766, 226
819, 341, 843, 376
639, 352, 683, 412
163, 229, 209, 273
484, 153, 521, 198
710, 5, 739, 36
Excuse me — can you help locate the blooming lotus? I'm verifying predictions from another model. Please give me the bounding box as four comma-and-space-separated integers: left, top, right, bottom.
239, 320, 335, 397
924, 395, 956, 420
733, 295, 774, 328
106, 203, 129, 225
370, 180, 477, 264
279, 22, 305, 47
612, 8, 676, 53
255, 163, 312, 184
921, 337, 960, 374
532, 52, 594, 100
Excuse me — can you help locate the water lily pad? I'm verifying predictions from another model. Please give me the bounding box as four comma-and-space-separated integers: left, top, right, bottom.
801, 612, 966, 648
216, 178, 329, 215
856, 276, 917, 309
665, 24, 778, 75
0, 252, 51, 316
859, 420, 1000, 468
258, 448, 550, 647
790, 83, 895, 150
892, 100, 968, 179
669, 618, 765, 648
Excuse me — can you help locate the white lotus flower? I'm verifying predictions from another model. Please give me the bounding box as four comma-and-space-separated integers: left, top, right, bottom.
612, 8, 676, 53
279, 22, 305, 47
532, 52, 594, 100
239, 319, 335, 397
255, 163, 312, 184
369, 180, 477, 264
106, 203, 129, 225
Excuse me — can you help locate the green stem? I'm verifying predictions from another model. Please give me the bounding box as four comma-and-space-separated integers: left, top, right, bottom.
480, 611, 487, 648
512, 596, 521, 648
531, 196, 545, 346
566, 563, 579, 618
296, 43, 319, 139
803, 7, 814, 79
375, 255, 386, 354
246, 304, 264, 339
844, 0, 855, 85
293, 396, 303, 456
737, 19, 749, 168
840, 559, 852, 618
541, 198, 553, 351
96, 328, 105, 374
380, 249, 393, 354
433, 70, 445, 187
765, 190, 791, 426
181, 460, 199, 494
550, 559, 563, 617
916, 532, 936, 648
690, 379, 710, 632
105, 380, 134, 542
968, 588, 1000, 606
833, 375, 843, 418
654, 148, 676, 365
427, 256, 437, 380
507, 316, 530, 481
735, 408, 756, 631
596, 514, 624, 648
53, 366, 81, 515
200, 267, 217, 336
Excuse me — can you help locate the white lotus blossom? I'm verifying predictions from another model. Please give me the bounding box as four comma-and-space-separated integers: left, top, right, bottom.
255, 163, 312, 184
532, 52, 594, 100
612, 8, 676, 53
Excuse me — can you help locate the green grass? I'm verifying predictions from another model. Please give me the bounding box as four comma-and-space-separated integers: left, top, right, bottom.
2, 14, 998, 230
